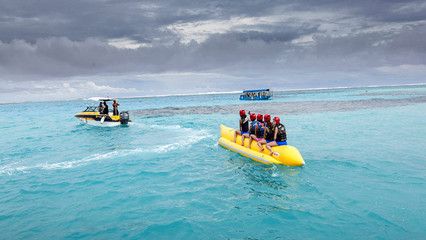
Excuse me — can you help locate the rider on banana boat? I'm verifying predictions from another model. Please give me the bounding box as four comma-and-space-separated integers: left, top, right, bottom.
249, 113, 264, 147
234, 109, 250, 145
257, 114, 274, 152
265, 116, 287, 156
244, 113, 257, 147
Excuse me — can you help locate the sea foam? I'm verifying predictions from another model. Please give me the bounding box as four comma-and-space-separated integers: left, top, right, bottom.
0, 127, 211, 175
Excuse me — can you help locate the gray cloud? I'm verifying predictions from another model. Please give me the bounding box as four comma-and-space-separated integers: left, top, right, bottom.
1, 0, 425, 42
0, 0, 425, 102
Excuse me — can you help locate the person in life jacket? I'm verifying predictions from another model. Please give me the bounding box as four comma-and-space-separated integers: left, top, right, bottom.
249, 113, 264, 147
265, 116, 287, 156
234, 109, 250, 146
102, 101, 109, 114
98, 101, 104, 114
257, 114, 274, 151
242, 113, 257, 148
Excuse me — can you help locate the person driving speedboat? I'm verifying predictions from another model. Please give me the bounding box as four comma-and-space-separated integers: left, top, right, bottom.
102, 101, 109, 114
98, 102, 104, 113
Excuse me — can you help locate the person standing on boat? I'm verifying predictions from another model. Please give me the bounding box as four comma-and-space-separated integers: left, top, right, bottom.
234, 110, 249, 145
265, 117, 287, 156
113, 99, 119, 116
257, 114, 274, 151
102, 101, 109, 114
98, 101, 104, 114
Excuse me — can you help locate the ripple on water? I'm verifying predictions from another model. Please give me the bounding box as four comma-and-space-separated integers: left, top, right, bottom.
1, 88, 426, 239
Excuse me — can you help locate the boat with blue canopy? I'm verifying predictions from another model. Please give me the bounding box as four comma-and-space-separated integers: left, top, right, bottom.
239, 89, 273, 100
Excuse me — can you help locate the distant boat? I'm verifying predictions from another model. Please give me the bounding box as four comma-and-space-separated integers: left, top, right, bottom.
239, 89, 273, 100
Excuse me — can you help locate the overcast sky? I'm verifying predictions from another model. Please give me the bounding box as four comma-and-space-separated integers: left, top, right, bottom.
1, 0, 425, 102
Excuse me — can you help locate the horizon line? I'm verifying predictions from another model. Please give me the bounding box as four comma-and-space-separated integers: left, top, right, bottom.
1, 82, 425, 105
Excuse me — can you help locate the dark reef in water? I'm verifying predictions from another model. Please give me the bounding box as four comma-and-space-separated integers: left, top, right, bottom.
132, 96, 426, 117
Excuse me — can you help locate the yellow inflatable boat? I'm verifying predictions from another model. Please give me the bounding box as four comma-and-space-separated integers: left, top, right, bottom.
218, 124, 305, 166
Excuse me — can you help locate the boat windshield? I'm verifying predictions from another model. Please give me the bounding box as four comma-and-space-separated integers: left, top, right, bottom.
84, 106, 99, 112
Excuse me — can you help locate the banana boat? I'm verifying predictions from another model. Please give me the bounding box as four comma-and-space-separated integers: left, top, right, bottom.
218, 124, 305, 166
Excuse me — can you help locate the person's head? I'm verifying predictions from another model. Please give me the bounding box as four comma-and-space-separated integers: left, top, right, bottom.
250, 113, 256, 121
113, 99, 116, 103
256, 113, 263, 122
273, 116, 280, 125
239, 109, 246, 118
264, 114, 271, 123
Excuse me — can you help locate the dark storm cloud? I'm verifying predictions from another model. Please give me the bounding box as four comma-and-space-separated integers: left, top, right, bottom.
0, 0, 426, 102
0, 0, 163, 42
2, 22, 425, 77
1, 0, 425, 43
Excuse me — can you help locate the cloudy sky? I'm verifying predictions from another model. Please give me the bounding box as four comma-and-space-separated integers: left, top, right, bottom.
1, 0, 425, 102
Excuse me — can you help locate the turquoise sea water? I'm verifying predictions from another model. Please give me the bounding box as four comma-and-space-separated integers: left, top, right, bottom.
1, 85, 425, 239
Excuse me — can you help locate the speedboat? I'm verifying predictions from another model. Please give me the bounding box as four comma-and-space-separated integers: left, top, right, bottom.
75, 98, 130, 127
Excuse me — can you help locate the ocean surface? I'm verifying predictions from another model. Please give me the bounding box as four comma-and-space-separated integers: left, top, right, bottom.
1, 85, 425, 239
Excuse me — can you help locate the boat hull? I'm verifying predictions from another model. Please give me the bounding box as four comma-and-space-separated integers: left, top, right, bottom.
77, 117, 122, 127
75, 111, 128, 127
218, 124, 305, 166
239, 96, 271, 100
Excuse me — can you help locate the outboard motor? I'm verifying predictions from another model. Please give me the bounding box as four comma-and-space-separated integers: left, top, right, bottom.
119, 111, 130, 125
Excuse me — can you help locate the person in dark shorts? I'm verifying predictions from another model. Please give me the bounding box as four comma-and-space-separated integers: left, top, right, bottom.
98, 102, 104, 113
102, 101, 109, 114
249, 113, 264, 147
234, 109, 249, 145
257, 114, 274, 151
112, 99, 120, 116
242, 112, 257, 148
265, 116, 287, 156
